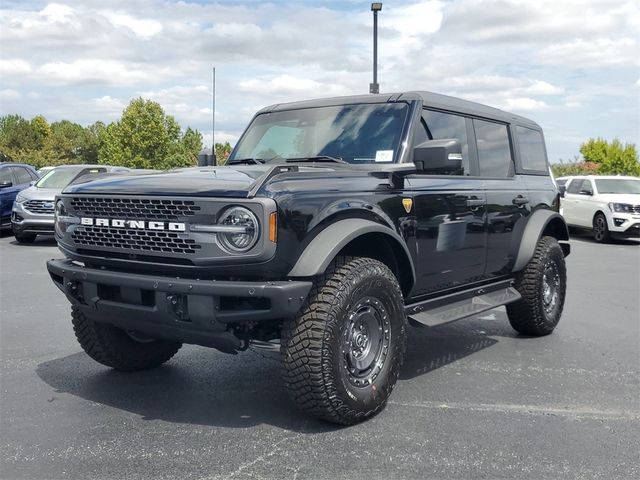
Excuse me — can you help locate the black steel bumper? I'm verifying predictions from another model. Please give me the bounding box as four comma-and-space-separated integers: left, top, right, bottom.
47, 259, 312, 352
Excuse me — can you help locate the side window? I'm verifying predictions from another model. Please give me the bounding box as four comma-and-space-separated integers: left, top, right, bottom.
581, 179, 594, 195
516, 126, 547, 171
422, 110, 470, 175
0, 168, 12, 184
566, 179, 583, 194
473, 119, 513, 177
12, 167, 34, 185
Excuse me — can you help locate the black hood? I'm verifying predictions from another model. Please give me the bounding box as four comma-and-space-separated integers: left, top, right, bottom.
62, 166, 274, 198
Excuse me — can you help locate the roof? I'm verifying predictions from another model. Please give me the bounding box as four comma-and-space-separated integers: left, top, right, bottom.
258, 90, 540, 129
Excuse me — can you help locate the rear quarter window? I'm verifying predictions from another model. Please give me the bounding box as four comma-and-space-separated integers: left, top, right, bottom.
516, 126, 548, 171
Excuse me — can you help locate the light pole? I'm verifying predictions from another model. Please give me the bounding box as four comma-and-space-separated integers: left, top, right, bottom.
369, 3, 382, 94
211, 66, 217, 166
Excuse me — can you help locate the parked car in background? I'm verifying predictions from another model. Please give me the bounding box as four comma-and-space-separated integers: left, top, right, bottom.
560, 175, 640, 242
0, 163, 39, 230
11, 165, 132, 243
37, 166, 56, 177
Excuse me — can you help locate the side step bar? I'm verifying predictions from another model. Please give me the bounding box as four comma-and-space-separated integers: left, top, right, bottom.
405, 279, 521, 328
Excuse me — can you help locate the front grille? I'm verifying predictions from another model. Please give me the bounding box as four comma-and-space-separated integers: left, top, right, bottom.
72, 226, 202, 254
24, 200, 54, 215
69, 197, 201, 221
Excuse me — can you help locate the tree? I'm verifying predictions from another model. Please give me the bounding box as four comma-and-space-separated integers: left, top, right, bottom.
98, 98, 202, 169
579, 138, 639, 176
214, 141, 233, 165
0, 115, 41, 160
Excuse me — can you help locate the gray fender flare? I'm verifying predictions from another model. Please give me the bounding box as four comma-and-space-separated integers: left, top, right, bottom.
287, 218, 416, 283
512, 210, 570, 272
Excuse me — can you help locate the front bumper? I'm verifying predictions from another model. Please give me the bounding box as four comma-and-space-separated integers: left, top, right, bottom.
47, 259, 312, 351
608, 212, 640, 237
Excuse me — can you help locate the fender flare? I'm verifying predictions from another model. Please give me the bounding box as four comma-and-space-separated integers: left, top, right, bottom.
287, 218, 416, 284
512, 210, 570, 272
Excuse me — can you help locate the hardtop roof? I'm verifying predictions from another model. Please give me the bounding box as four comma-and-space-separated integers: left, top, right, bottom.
258, 90, 541, 129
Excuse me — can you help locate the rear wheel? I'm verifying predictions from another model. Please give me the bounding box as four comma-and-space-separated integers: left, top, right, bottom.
71, 306, 182, 371
507, 236, 566, 336
281, 256, 407, 425
592, 212, 611, 243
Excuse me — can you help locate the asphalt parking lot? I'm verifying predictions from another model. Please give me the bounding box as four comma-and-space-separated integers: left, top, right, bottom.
1, 232, 638, 480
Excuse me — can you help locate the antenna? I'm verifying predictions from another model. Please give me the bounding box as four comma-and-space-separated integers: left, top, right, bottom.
212, 66, 216, 166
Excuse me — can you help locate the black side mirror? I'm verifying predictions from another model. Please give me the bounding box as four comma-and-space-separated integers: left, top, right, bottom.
0, 180, 12, 188
413, 139, 463, 174
558, 185, 566, 198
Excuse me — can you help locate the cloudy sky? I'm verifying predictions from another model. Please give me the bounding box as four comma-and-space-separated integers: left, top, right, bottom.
0, 0, 638, 161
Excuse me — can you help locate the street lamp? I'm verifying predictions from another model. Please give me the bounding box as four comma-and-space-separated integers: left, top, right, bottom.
370, 2, 382, 94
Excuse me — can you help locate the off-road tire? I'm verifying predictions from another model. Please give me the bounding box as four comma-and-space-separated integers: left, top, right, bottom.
507, 236, 566, 336
281, 256, 407, 425
592, 212, 611, 243
14, 232, 36, 243
71, 306, 181, 371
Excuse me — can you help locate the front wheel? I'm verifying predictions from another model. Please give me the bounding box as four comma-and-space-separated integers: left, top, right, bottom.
592, 212, 611, 243
71, 307, 182, 371
281, 256, 407, 425
14, 232, 36, 243
507, 236, 567, 336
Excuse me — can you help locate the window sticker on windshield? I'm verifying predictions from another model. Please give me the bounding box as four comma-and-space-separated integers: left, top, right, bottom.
375, 150, 393, 162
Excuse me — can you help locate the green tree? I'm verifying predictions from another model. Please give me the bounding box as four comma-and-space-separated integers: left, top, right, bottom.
214, 141, 233, 165
579, 138, 639, 176
0, 114, 41, 161
98, 98, 202, 169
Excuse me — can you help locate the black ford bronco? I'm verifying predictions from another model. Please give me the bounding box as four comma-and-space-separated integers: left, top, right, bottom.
47, 91, 569, 424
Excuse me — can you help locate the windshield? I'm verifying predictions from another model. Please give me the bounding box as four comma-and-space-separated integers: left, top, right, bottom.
230, 103, 410, 164
595, 179, 640, 194
36, 167, 104, 189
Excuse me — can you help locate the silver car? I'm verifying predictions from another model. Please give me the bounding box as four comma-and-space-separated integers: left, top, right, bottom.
11, 165, 131, 243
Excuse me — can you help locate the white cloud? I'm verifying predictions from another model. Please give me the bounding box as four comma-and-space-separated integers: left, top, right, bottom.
101, 11, 162, 38
38, 59, 173, 86
0, 89, 21, 101
39, 3, 76, 24
238, 75, 350, 99
537, 38, 639, 67
0, 59, 32, 76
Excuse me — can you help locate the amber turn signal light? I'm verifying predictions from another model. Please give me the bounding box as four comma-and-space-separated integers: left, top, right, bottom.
269, 212, 277, 243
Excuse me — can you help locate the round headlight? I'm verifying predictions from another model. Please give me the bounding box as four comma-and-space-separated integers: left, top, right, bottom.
217, 206, 259, 253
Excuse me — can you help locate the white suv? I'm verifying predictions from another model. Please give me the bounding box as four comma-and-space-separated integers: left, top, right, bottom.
558, 175, 640, 242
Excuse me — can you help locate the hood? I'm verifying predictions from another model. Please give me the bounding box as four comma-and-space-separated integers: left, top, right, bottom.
596, 193, 640, 205
61, 166, 275, 198
18, 186, 60, 201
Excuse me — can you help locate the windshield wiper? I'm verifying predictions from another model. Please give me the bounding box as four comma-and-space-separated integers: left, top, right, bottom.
227, 158, 265, 165
285, 156, 348, 164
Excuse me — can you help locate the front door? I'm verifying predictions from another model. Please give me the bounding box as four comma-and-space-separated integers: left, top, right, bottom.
407, 109, 487, 296
407, 177, 487, 296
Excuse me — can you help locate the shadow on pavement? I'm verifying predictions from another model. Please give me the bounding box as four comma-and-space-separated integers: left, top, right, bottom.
36, 311, 515, 431
8, 235, 57, 246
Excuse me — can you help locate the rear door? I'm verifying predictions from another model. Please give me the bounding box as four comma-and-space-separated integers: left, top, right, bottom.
473, 119, 531, 278
406, 109, 486, 296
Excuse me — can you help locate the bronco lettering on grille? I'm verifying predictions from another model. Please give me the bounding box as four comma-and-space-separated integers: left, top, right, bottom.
80, 218, 186, 232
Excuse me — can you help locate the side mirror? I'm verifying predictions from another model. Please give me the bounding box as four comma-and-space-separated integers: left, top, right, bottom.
558, 185, 566, 198
413, 139, 463, 174
0, 180, 12, 189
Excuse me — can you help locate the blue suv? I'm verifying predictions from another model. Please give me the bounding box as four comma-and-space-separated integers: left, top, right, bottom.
0, 163, 39, 229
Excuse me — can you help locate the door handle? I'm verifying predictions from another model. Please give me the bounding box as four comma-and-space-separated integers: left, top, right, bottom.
466, 198, 486, 207
512, 196, 529, 206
